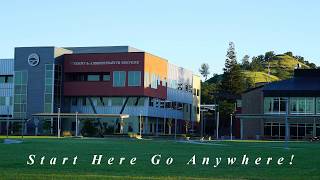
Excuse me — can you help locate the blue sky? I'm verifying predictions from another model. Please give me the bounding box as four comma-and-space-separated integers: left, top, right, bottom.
1, 0, 319, 76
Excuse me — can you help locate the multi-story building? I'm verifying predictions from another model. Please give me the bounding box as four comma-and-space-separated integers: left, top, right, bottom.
0, 59, 14, 134
0, 46, 201, 135
238, 69, 320, 140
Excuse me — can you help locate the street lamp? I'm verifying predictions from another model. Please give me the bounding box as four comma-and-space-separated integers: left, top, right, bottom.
57, 108, 61, 138
75, 111, 78, 137
230, 114, 233, 140
139, 111, 142, 136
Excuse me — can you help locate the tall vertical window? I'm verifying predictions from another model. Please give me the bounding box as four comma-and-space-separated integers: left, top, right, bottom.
151, 73, 157, 89
144, 72, 150, 87
113, 71, 126, 87
44, 64, 54, 113
13, 71, 28, 118
128, 71, 141, 86
264, 97, 287, 114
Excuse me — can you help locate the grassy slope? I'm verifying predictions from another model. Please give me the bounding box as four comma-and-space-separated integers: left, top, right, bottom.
244, 55, 309, 83
0, 138, 319, 180
268, 55, 309, 70
243, 71, 279, 84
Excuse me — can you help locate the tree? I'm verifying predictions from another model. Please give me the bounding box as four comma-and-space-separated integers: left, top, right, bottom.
284, 51, 293, 57
199, 63, 210, 80
264, 51, 275, 62
220, 42, 246, 95
241, 55, 250, 70
250, 56, 264, 71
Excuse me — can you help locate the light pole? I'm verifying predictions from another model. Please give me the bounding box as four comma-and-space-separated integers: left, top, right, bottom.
230, 114, 233, 140
75, 111, 78, 137
6, 106, 9, 138
139, 112, 142, 136
284, 98, 289, 149
57, 108, 61, 138
216, 111, 219, 140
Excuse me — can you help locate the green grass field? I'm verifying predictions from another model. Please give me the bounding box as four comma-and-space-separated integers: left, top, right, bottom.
0, 137, 319, 180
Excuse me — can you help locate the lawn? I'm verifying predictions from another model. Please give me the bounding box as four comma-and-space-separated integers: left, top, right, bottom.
0, 137, 319, 180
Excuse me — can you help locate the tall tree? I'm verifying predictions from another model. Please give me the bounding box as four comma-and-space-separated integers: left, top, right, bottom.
250, 56, 264, 71
199, 63, 210, 80
241, 55, 250, 70
220, 42, 246, 95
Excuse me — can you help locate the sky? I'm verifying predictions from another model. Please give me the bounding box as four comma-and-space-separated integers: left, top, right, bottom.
1, 0, 320, 77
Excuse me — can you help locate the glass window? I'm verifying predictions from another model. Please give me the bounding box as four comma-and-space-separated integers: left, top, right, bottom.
264, 123, 271, 136
103, 73, 111, 81
44, 103, 52, 113
151, 73, 157, 89
113, 71, 126, 87
71, 97, 78, 106
144, 72, 150, 87
97, 97, 107, 106
6, 76, 13, 83
0, 97, 5, 105
111, 97, 124, 106
290, 97, 314, 114
88, 75, 100, 81
45, 94, 52, 103
14, 72, 22, 84
0, 76, 5, 83
264, 97, 287, 114
128, 71, 141, 87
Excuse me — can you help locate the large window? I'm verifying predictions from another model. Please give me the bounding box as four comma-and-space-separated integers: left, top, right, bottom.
264, 97, 287, 114
0, 75, 13, 83
87, 75, 100, 81
128, 71, 141, 87
316, 98, 320, 114
113, 71, 126, 87
13, 71, 28, 118
0, 97, 5, 106
290, 97, 314, 114
44, 64, 54, 113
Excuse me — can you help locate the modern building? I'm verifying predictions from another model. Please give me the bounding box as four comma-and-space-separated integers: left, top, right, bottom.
0, 46, 201, 136
238, 69, 320, 140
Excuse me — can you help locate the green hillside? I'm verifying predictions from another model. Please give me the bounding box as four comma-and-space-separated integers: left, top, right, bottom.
266, 54, 309, 74
243, 71, 279, 84
246, 54, 310, 83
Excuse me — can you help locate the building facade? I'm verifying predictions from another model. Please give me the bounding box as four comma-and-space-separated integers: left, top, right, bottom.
239, 69, 320, 140
0, 46, 201, 135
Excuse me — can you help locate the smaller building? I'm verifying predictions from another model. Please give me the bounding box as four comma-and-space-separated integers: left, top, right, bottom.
239, 69, 320, 140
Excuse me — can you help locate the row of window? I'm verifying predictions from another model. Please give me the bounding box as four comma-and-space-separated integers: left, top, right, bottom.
66, 71, 141, 87
69, 97, 199, 114
71, 97, 146, 107
66, 73, 111, 82
264, 122, 320, 138
148, 98, 199, 114
0, 75, 13, 83
264, 97, 320, 114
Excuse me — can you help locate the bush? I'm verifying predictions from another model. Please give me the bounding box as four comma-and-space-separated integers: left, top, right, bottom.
81, 120, 98, 137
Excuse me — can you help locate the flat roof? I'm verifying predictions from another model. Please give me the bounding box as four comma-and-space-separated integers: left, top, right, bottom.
32, 113, 129, 119
236, 114, 320, 119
